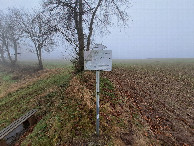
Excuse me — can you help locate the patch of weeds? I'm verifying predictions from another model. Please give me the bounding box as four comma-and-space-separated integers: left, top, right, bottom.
0, 72, 16, 95
2, 74, 12, 82
100, 77, 116, 101
100, 77, 114, 90
132, 112, 143, 129
116, 117, 127, 129
21, 115, 52, 146
0, 71, 17, 83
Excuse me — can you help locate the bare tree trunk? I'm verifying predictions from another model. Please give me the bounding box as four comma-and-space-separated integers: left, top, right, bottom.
0, 45, 6, 63
77, 0, 84, 72
2, 34, 15, 66
37, 45, 43, 70
13, 40, 18, 64
5, 42, 14, 65
38, 57, 43, 70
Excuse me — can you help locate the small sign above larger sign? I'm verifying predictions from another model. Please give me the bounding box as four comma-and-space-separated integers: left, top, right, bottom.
93, 44, 107, 50
84, 50, 112, 71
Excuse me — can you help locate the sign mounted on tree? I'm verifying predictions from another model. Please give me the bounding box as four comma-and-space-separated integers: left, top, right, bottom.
84, 50, 112, 71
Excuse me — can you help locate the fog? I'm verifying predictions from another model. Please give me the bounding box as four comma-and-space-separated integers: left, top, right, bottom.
1, 0, 194, 60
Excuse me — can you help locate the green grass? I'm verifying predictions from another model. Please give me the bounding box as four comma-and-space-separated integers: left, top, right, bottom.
0, 68, 71, 129
43, 60, 71, 69
0, 73, 13, 82
17, 59, 72, 69
0, 60, 72, 95
0, 70, 16, 83
21, 74, 97, 145
0, 71, 17, 95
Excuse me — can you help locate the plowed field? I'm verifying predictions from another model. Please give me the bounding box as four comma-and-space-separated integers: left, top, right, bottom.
103, 62, 194, 145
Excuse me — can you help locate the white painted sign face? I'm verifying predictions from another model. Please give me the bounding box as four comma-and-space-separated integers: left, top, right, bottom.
84, 50, 112, 71
93, 44, 106, 50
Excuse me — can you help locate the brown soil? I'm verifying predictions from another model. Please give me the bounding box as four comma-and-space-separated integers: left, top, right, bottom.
103, 66, 194, 145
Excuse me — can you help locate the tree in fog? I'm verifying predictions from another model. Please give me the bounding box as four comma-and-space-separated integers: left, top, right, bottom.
0, 11, 9, 64
43, 0, 130, 72
6, 9, 24, 65
0, 11, 6, 63
20, 10, 57, 70
0, 9, 23, 65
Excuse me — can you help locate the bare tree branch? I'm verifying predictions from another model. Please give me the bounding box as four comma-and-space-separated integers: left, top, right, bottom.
86, 0, 103, 51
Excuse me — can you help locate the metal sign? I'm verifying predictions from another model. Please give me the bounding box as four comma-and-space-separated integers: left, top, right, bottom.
84, 48, 112, 136
84, 50, 112, 71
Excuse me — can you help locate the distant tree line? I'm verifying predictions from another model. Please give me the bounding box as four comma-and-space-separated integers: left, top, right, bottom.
0, 0, 130, 71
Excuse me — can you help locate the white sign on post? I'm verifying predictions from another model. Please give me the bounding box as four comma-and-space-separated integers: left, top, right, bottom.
84, 46, 112, 136
84, 50, 112, 71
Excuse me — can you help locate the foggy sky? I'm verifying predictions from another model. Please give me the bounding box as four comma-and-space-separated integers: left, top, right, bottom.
0, 0, 194, 59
